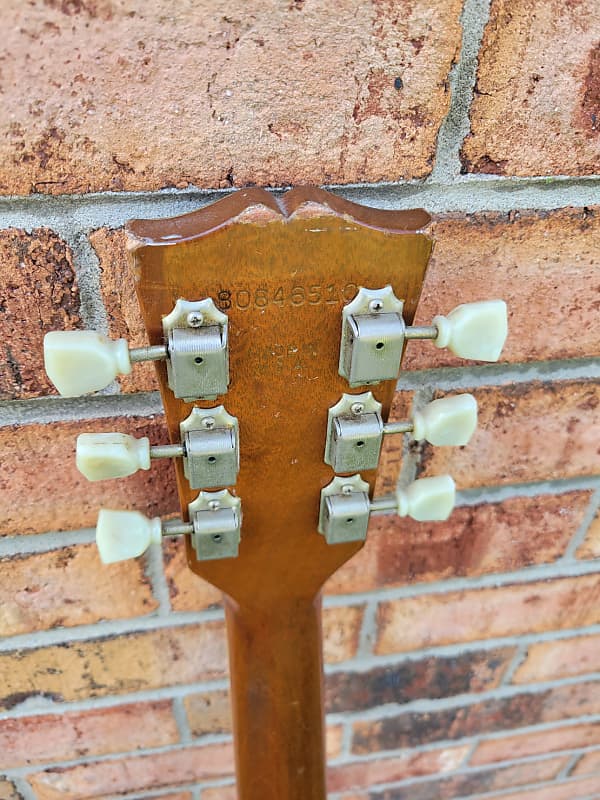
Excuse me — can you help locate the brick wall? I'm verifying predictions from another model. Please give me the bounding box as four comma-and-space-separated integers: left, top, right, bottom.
0, 2, 599, 800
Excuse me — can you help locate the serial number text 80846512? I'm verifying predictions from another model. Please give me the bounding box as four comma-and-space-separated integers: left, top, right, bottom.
215, 283, 359, 311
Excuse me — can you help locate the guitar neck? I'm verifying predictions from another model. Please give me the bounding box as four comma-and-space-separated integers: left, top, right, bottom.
226, 592, 326, 800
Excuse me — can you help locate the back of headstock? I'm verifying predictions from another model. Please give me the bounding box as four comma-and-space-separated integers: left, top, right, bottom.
126, 187, 432, 605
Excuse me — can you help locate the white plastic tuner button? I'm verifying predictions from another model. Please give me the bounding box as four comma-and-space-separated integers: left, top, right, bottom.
396, 475, 456, 522
44, 331, 132, 396
77, 433, 151, 481
96, 509, 162, 564
433, 300, 507, 362
412, 394, 478, 447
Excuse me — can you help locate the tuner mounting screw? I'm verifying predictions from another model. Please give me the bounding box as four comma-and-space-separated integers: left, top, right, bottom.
341, 484, 354, 495
368, 299, 384, 313
350, 402, 364, 416
208, 499, 221, 510
186, 311, 204, 328
202, 416, 216, 429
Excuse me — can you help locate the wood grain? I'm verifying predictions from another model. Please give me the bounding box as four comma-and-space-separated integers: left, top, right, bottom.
127, 187, 432, 800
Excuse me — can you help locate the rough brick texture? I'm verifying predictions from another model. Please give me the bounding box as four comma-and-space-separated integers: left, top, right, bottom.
471, 721, 600, 766
0, 229, 80, 400
0, 701, 178, 768
577, 507, 600, 560
513, 633, 600, 685
0, 415, 176, 535
0, 0, 462, 194
0, 544, 156, 636
376, 574, 600, 654
418, 380, 600, 489
404, 209, 600, 370
366, 757, 568, 800
326, 492, 591, 595
462, 0, 600, 175
351, 679, 600, 752
29, 743, 234, 799
0, 623, 227, 710
572, 749, 600, 776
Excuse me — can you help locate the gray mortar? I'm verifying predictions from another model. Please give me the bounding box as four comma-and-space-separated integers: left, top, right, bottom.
430, 0, 492, 182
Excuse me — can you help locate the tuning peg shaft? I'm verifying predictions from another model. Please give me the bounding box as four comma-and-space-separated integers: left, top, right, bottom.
96, 490, 242, 564
44, 331, 166, 397
385, 393, 478, 447
406, 300, 508, 362
372, 475, 456, 522
325, 392, 477, 473
76, 433, 183, 481
339, 289, 508, 387
76, 407, 239, 489
319, 474, 456, 544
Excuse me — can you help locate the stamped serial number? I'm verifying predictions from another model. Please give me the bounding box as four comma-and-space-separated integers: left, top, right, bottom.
215, 283, 358, 311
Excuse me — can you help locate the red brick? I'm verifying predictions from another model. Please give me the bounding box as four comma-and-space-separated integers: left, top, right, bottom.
184, 689, 231, 738
471, 721, 600, 766
0, 544, 156, 636
403, 209, 600, 370
326, 493, 590, 597
366, 757, 567, 800
29, 743, 233, 800
0, 780, 21, 800
352, 679, 600, 754
418, 381, 600, 490
0, 415, 177, 535
0, 701, 177, 768
513, 633, 600, 685
572, 749, 600, 776
327, 746, 469, 793
202, 788, 236, 800
1, 0, 462, 195
91, 228, 158, 394
577, 508, 600, 560
486, 775, 600, 800
133, 795, 191, 800
0, 228, 80, 400
322, 606, 364, 664
0, 622, 227, 710
326, 647, 515, 713
462, 0, 599, 175
376, 574, 600, 655
164, 537, 227, 612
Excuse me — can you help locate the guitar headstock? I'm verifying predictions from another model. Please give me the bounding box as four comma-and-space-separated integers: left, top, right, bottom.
127, 187, 431, 605
44, 187, 508, 608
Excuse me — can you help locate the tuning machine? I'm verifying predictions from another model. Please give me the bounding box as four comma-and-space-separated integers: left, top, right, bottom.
44, 298, 229, 401
339, 286, 508, 387
96, 489, 242, 564
76, 406, 239, 490
318, 474, 455, 545
324, 391, 477, 473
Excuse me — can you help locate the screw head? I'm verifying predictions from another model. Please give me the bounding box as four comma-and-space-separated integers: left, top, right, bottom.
369, 298, 384, 313
212, 533, 223, 542
187, 311, 204, 328
202, 416, 216, 429
341, 484, 354, 495
208, 500, 220, 511
350, 402, 364, 415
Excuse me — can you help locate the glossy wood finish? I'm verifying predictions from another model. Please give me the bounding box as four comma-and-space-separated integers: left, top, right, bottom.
127, 188, 432, 800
